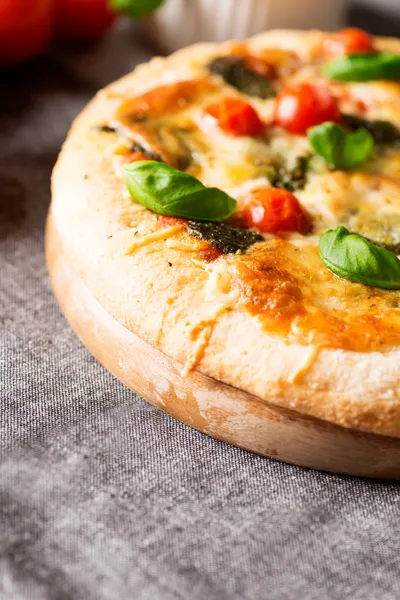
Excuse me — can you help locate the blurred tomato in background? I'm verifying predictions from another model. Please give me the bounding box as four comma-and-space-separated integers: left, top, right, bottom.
0, 0, 117, 67
0, 0, 54, 66
54, 0, 116, 42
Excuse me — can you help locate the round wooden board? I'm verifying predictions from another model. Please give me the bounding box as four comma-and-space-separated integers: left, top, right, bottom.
46, 214, 400, 479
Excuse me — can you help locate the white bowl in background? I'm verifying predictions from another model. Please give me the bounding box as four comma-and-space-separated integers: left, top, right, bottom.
145, 0, 348, 53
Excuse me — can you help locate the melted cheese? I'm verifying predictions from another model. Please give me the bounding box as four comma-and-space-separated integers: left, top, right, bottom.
107, 40, 400, 354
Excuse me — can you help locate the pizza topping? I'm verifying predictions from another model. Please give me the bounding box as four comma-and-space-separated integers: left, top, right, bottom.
319, 226, 400, 289
116, 122, 194, 170
93, 124, 118, 134
122, 151, 151, 163
157, 215, 186, 228
242, 188, 312, 235
198, 245, 223, 262
122, 160, 236, 221
269, 155, 311, 192
117, 79, 215, 121
232, 251, 306, 328
274, 83, 341, 135
203, 98, 264, 137
349, 214, 400, 254
323, 51, 400, 82
341, 114, 400, 147
187, 221, 263, 254
207, 55, 276, 99
323, 28, 375, 58
308, 122, 374, 170
123, 142, 162, 163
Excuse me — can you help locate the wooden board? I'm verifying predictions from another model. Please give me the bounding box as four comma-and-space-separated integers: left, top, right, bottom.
46, 214, 400, 479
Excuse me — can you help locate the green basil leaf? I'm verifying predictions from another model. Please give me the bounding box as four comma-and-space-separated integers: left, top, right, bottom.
110, 0, 165, 19
323, 51, 400, 82
319, 226, 400, 289
342, 113, 400, 147
269, 155, 311, 192
207, 56, 275, 99
187, 221, 263, 254
341, 127, 374, 168
308, 122, 373, 169
122, 161, 237, 221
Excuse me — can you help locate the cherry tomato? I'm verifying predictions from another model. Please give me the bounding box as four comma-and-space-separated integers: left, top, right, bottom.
204, 97, 264, 137
0, 0, 54, 66
54, 0, 116, 42
242, 188, 312, 235
323, 28, 375, 58
274, 83, 341, 135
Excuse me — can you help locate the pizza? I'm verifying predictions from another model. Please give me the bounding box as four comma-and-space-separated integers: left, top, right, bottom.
50, 28, 400, 437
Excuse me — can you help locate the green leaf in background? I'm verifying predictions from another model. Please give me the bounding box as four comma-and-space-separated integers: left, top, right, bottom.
122, 161, 237, 221
319, 226, 400, 289
110, 0, 165, 19
323, 51, 400, 82
308, 122, 374, 170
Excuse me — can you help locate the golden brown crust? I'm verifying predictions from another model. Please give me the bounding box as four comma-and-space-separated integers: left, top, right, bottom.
51, 30, 400, 437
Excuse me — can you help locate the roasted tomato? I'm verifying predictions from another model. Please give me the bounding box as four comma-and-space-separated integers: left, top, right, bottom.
54, 0, 116, 42
204, 97, 264, 137
122, 151, 153, 164
0, 0, 54, 66
323, 28, 375, 58
157, 216, 185, 229
242, 188, 311, 235
274, 83, 341, 135
244, 54, 275, 78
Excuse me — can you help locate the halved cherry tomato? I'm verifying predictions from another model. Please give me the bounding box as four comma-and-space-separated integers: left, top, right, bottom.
242, 188, 311, 235
274, 83, 341, 135
204, 97, 264, 137
0, 0, 54, 66
54, 0, 116, 42
323, 28, 375, 58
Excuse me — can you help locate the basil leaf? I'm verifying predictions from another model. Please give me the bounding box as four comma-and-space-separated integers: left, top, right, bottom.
342, 114, 400, 147
110, 0, 165, 18
187, 221, 263, 254
308, 122, 373, 169
207, 56, 275, 99
323, 51, 400, 82
122, 161, 237, 221
319, 226, 400, 289
269, 155, 310, 192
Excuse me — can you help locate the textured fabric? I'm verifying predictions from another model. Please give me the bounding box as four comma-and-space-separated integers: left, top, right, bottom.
2, 18, 400, 600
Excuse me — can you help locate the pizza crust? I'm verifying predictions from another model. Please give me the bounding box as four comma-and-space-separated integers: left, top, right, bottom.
51, 30, 400, 437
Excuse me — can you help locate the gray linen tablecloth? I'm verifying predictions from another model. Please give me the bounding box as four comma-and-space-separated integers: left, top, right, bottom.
2, 14, 400, 600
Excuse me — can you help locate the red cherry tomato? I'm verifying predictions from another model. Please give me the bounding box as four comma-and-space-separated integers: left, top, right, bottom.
242, 188, 312, 235
54, 0, 116, 42
323, 28, 375, 58
0, 0, 54, 66
274, 83, 341, 135
204, 97, 264, 137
